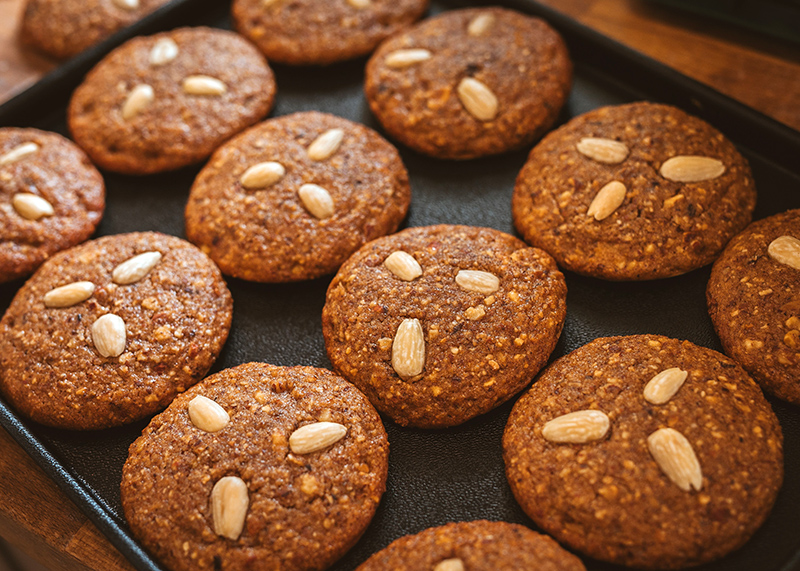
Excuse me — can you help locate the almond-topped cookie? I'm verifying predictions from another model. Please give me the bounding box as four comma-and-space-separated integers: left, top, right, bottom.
68, 27, 276, 174
503, 335, 783, 569
121, 362, 389, 571
0, 232, 232, 430
322, 225, 567, 428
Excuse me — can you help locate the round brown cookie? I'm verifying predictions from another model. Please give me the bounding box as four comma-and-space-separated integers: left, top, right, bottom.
707, 209, 800, 404
20, 0, 170, 60
356, 520, 586, 571
363, 7, 571, 159
185, 111, 410, 283
0, 128, 105, 284
322, 224, 567, 428
0, 232, 232, 430
122, 362, 389, 571
232, 0, 428, 66
503, 334, 783, 569
512, 102, 757, 280
68, 27, 275, 174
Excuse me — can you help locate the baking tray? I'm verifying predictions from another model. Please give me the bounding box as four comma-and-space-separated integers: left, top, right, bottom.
1, 1, 800, 570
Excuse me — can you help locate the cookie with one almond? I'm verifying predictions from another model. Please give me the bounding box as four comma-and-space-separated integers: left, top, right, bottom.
707, 209, 800, 404
185, 111, 410, 283
512, 102, 757, 280
0, 232, 232, 430
121, 362, 389, 571
0, 128, 105, 284
68, 27, 275, 174
503, 334, 783, 569
364, 7, 571, 159
322, 224, 567, 428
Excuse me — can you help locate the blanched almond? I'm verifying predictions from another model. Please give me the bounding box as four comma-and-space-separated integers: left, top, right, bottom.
647, 427, 702, 492
384, 251, 422, 281
289, 422, 347, 454
112, 251, 162, 285
188, 395, 230, 432
12, 193, 54, 220
211, 476, 249, 540
392, 318, 425, 380
542, 410, 610, 443
44, 281, 95, 308
659, 156, 725, 182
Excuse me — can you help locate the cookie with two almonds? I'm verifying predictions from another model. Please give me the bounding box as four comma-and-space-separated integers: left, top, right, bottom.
503, 334, 783, 569
122, 362, 389, 571
707, 209, 800, 404
322, 224, 567, 428
512, 102, 757, 280
68, 27, 276, 174
364, 7, 571, 159
0, 128, 105, 283
0, 232, 232, 430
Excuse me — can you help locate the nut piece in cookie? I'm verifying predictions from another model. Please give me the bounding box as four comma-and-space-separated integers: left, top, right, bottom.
122, 363, 389, 571
512, 102, 757, 280
503, 334, 783, 569
322, 224, 567, 428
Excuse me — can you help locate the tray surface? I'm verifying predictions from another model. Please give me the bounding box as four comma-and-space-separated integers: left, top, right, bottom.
1, 1, 800, 570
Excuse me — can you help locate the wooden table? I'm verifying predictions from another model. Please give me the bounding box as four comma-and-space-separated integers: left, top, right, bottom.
0, 1, 798, 570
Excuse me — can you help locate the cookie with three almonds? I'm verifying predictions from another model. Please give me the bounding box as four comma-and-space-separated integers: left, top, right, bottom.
232, 0, 428, 65
122, 362, 389, 571
356, 520, 586, 571
0, 128, 105, 284
21, 0, 171, 59
68, 27, 276, 174
707, 209, 800, 404
322, 224, 567, 428
503, 334, 783, 569
0, 232, 232, 430
364, 7, 571, 159
185, 111, 411, 282
512, 102, 757, 280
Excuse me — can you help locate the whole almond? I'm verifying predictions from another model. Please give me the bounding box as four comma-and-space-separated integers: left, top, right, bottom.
91, 314, 126, 358
240, 161, 285, 189
542, 410, 610, 443
112, 251, 162, 285
576, 137, 629, 164
289, 422, 347, 454
112, 0, 139, 9
347, 0, 370, 7
182, 75, 227, 96
659, 156, 725, 182
307, 129, 344, 161
298, 184, 335, 219
643, 367, 688, 405
647, 427, 702, 492
392, 318, 425, 380
211, 476, 249, 540
188, 395, 230, 432
0, 142, 39, 165
457, 77, 498, 121
468, 13, 495, 36
149, 38, 179, 66
385, 49, 432, 68
122, 84, 154, 120
44, 281, 96, 308
768, 235, 800, 271
12, 193, 54, 220
587, 180, 627, 221
455, 269, 500, 294
384, 251, 422, 281
434, 559, 465, 571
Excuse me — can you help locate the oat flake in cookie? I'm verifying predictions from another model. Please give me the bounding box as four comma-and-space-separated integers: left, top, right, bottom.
512, 102, 757, 280
122, 362, 389, 571
356, 520, 585, 571
0, 232, 232, 430
68, 27, 276, 174
185, 111, 410, 283
0, 128, 105, 284
364, 7, 571, 159
322, 225, 567, 428
503, 335, 783, 569
707, 209, 800, 404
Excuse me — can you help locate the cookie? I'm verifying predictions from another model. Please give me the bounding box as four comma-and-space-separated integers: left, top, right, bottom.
0, 232, 232, 430
322, 224, 567, 428
512, 102, 757, 280
68, 27, 276, 174
503, 334, 783, 569
121, 362, 389, 571
0, 128, 105, 284
363, 7, 571, 159
232, 0, 428, 66
20, 0, 170, 59
356, 520, 586, 571
185, 111, 411, 283
707, 209, 800, 404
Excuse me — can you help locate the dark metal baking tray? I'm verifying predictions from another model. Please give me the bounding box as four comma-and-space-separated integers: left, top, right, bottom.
1, 1, 800, 570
